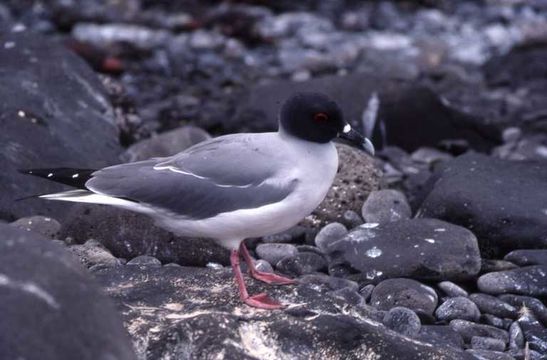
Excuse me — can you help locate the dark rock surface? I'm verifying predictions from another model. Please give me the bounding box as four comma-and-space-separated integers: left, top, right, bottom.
418, 325, 465, 350
418, 153, 547, 256
499, 294, 547, 327
255, 243, 298, 266
314, 222, 348, 252
93, 265, 474, 359
0, 33, 122, 221
469, 293, 518, 319
121, 126, 210, 162
470, 336, 506, 351
517, 310, 547, 355
382, 306, 421, 337
509, 322, 524, 351
437, 281, 469, 298
0, 224, 135, 360
361, 189, 412, 224
10, 215, 61, 239
435, 297, 481, 323
60, 204, 230, 266
276, 252, 328, 276
449, 319, 509, 344
504, 250, 547, 267
325, 218, 481, 282
478, 266, 547, 297
480, 259, 519, 275
370, 278, 438, 316
68, 239, 122, 268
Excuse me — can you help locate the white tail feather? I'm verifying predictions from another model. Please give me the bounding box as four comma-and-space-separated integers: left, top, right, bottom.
39, 190, 153, 214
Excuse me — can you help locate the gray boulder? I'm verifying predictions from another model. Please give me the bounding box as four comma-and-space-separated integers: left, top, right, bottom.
418, 153, 547, 256
0, 33, 122, 220
0, 224, 136, 360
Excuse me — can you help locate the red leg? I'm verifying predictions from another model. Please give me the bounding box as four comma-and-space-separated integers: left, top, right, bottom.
239, 243, 296, 285
230, 249, 283, 309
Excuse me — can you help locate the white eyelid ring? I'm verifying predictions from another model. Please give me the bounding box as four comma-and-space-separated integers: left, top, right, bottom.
342, 124, 352, 134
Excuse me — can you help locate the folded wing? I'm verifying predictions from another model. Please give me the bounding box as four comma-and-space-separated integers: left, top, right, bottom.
86, 134, 297, 220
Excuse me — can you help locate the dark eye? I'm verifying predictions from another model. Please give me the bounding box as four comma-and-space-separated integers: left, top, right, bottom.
313, 112, 329, 122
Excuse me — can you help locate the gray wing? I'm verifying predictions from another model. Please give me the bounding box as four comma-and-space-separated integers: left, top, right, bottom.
85, 134, 297, 220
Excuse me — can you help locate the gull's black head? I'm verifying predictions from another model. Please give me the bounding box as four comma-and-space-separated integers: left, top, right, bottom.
279, 92, 375, 156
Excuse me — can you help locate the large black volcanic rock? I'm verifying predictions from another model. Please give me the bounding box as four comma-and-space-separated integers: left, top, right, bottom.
324, 218, 481, 283
417, 153, 547, 256
0, 223, 136, 360
0, 32, 122, 221
93, 265, 473, 360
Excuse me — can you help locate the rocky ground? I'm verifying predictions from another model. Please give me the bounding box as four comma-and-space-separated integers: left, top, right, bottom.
1, 0, 547, 359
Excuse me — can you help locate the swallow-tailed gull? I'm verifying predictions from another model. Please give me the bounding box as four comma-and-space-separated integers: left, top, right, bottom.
22, 92, 375, 309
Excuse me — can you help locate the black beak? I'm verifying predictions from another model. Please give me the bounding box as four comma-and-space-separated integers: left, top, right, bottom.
338, 124, 375, 156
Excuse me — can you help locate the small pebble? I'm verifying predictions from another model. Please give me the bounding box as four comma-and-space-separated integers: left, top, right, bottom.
383, 307, 421, 337
470, 293, 518, 319
449, 319, 509, 343
127, 255, 162, 267
504, 249, 547, 266
499, 294, 547, 327
509, 322, 524, 350
470, 336, 506, 351
481, 314, 507, 329
342, 210, 363, 228
299, 274, 358, 291
314, 222, 347, 252
370, 278, 438, 316
438, 281, 468, 298
502, 127, 522, 143
254, 259, 273, 273
435, 297, 481, 322
276, 252, 327, 277
256, 243, 298, 265
359, 284, 375, 302
329, 287, 365, 307
10, 216, 61, 239
361, 189, 411, 224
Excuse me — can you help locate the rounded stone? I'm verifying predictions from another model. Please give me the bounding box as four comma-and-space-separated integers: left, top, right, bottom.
435, 297, 481, 322
254, 259, 274, 274
361, 189, 412, 223
469, 293, 518, 319
438, 281, 468, 298
370, 278, 438, 316
383, 307, 421, 337
470, 336, 506, 351
314, 222, 347, 252
256, 243, 298, 265
10, 216, 61, 239
276, 252, 327, 277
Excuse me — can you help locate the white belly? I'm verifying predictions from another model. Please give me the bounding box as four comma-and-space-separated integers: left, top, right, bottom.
158, 141, 339, 249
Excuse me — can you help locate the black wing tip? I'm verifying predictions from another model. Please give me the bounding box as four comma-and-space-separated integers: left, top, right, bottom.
18, 167, 97, 189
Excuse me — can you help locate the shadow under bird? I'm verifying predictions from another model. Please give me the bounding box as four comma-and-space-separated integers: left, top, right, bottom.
21, 92, 375, 309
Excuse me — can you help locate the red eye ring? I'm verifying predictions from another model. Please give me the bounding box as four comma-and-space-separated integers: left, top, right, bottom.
314, 112, 329, 122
